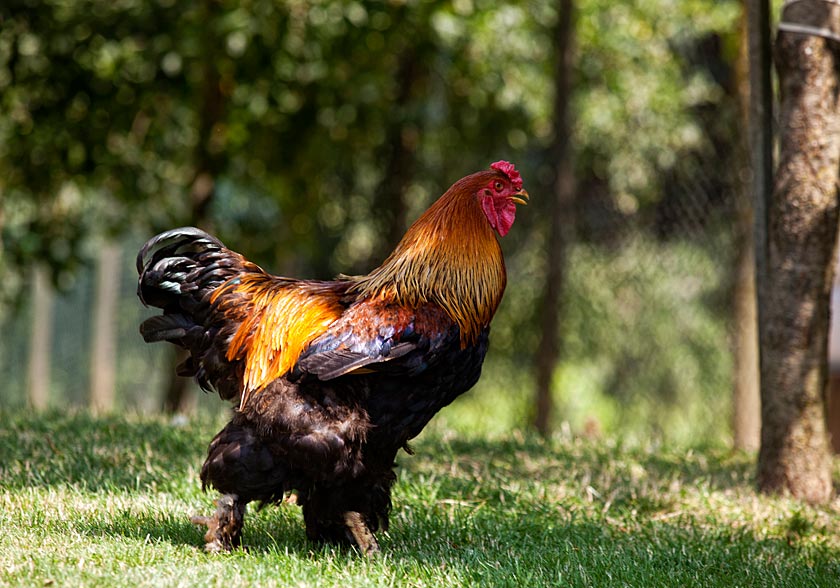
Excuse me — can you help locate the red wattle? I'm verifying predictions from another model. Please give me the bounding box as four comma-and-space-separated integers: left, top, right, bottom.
496, 200, 516, 237
481, 195, 516, 237
481, 195, 499, 233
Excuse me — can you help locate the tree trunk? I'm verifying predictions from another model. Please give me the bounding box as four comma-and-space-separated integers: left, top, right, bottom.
733, 229, 761, 451
162, 0, 225, 414
732, 2, 761, 451
732, 258, 761, 450
368, 47, 425, 266
757, 1, 839, 503
27, 265, 53, 410
90, 241, 121, 414
533, 0, 576, 436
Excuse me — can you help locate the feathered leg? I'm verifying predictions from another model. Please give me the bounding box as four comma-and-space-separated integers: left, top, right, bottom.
343, 511, 380, 556
190, 494, 247, 553
194, 420, 290, 552
301, 460, 395, 556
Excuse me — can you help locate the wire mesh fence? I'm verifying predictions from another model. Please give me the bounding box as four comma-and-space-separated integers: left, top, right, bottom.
0, 148, 749, 451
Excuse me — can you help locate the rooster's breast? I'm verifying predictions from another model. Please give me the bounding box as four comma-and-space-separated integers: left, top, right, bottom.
360, 327, 491, 446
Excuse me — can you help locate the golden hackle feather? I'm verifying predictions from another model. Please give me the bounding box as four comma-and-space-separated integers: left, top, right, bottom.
348, 172, 507, 346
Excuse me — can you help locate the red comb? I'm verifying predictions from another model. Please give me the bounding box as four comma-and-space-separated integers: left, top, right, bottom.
490, 160, 523, 190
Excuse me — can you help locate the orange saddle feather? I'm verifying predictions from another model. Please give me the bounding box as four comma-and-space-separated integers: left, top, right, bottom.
211, 274, 345, 406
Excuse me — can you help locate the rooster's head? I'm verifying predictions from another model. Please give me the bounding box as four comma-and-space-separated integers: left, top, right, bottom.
475, 160, 529, 237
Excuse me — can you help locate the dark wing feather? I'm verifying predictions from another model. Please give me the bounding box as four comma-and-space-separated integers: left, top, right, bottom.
299, 341, 417, 380
295, 300, 454, 381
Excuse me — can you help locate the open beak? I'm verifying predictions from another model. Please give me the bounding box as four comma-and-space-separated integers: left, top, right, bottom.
509, 189, 529, 206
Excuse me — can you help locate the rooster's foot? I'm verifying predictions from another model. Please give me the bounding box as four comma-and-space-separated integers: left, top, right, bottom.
343, 511, 380, 557
190, 494, 246, 553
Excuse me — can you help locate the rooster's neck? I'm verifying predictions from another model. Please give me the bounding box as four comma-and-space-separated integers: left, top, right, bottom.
349, 191, 506, 346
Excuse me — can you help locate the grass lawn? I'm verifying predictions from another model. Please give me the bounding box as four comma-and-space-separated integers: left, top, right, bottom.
1, 411, 839, 587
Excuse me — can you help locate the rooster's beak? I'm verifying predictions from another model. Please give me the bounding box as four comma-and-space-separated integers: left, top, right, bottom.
510, 189, 529, 206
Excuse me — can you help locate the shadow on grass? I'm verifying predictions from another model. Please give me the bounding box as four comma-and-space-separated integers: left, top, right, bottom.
8, 412, 838, 585
385, 511, 840, 586
74, 503, 331, 558
412, 435, 757, 496
79, 511, 205, 548
0, 411, 757, 517
72, 498, 840, 587
0, 410, 212, 491
2, 411, 755, 510
394, 435, 764, 533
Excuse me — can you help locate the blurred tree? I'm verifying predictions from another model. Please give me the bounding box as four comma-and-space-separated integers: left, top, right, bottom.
161, 0, 231, 415
2, 0, 211, 412
734, 0, 771, 452
26, 265, 53, 410
368, 41, 428, 263
573, 0, 738, 216
89, 242, 121, 413
757, 1, 838, 503
534, 0, 576, 436
0, 0, 195, 256
526, 0, 739, 436
1, 5, 96, 409
731, 130, 761, 451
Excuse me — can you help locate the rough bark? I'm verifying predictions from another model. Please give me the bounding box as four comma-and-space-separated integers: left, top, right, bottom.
757, 1, 839, 502
89, 241, 121, 414
27, 265, 53, 410
533, 0, 576, 436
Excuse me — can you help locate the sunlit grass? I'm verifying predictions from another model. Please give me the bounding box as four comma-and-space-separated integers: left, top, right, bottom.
2, 411, 839, 587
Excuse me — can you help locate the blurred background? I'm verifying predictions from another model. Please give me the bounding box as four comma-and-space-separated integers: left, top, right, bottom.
1, 0, 761, 447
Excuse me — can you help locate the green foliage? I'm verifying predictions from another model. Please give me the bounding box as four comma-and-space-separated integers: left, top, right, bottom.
1, 0, 742, 268
574, 0, 740, 208
0, 0, 746, 441
0, 0, 194, 288
2, 412, 839, 587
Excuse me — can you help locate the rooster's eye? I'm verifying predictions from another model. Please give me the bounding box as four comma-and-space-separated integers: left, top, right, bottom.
494, 181, 504, 192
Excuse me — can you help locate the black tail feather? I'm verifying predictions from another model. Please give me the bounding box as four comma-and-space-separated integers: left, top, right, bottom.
139, 314, 198, 343
136, 227, 252, 399
136, 227, 226, 306
136, 227, 224, 276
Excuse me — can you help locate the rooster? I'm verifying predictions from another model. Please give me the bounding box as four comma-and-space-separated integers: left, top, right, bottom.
137, 161, 528, 554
